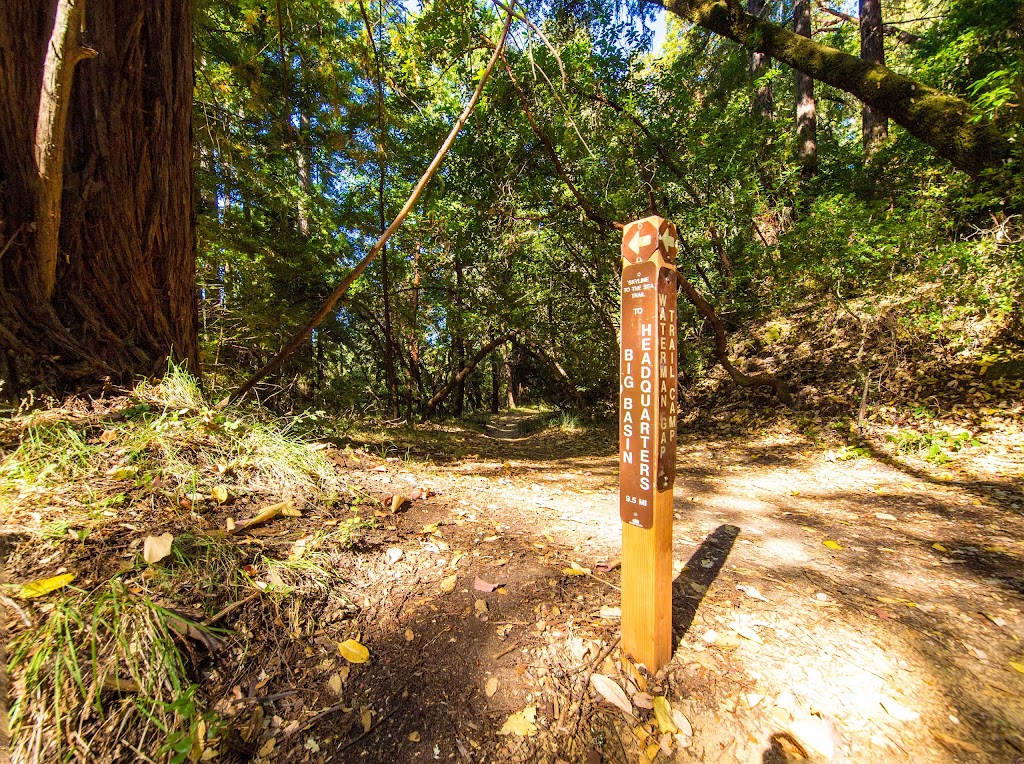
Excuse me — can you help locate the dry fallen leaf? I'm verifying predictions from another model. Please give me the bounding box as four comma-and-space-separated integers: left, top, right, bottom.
497, 706, 537, 737
211, 485, 230, 504
932, 543, 948, 552
880, 697, 920, 722
632, 692, 654, 709
405, 628, 414, 642
653, 696, 678, 734
143, 533, 174, 564
360, 707, 372, 733
672, 708, 693, 737
391, 494, 410, 512
385, 547, 403, 565
485, 677, 498, 697
439, 574, 458, 593
338, 639, 370, 664
474, 576, 498, 592
562, 561, 591, 576
734, 624, 763, 644
590, 674, 632, 715
228, 501, 297, 534
106, 465, 139, 480
736, 584, 769, 602
327, 674, 343, 696
407, 731, 421, 742
823, 539, 843, 551
1009, 661, 1024, 675
18, 573, 75, 602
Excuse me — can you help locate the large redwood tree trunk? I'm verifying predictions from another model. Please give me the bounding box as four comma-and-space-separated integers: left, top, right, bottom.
0, 0, 199, 395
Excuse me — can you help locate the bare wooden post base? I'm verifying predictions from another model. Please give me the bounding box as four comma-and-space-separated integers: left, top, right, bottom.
618, 216, 679, 673
621, 487, 674, 669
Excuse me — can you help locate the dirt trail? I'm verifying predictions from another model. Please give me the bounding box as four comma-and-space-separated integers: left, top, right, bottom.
301, 408, 1024, 764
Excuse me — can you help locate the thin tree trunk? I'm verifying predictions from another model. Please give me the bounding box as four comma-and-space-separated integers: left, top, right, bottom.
818, 4, 920, 46
34, 0, 97, 300
297, 112, 311, 235
653, 0, 1009, 175
422, 331, 516, 421
490, 349, 500, 413
229, 8, 514, 404
452, 251, 466, 417
408, 242, 423, 418
747, 0, 773, 117
794, 0, 818, 175
504, 343, 517, 408
360, 0, 398, 417
859, 0, 888, 155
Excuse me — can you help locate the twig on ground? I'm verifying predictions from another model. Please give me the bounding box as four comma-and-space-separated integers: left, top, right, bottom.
203, 591, 262, 626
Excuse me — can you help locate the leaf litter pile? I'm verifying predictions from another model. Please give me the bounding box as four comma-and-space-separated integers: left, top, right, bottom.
1, 357, 1023, 762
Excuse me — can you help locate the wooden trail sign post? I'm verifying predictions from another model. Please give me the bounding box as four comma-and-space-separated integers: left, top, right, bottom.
619, 216, 679, 672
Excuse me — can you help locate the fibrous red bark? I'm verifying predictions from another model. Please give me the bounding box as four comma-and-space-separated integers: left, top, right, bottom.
0, 0, 199, 394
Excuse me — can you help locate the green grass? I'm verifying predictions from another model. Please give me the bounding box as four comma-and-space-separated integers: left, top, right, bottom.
8, 581, 217, 764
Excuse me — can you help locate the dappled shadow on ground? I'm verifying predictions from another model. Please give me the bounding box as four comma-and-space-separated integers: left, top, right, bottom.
672, 524, 739, 645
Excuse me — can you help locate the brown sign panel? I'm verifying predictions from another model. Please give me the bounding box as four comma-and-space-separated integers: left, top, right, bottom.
620, 217, 679, 528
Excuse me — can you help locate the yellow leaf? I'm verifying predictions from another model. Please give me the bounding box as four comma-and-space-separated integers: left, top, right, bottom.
562, 561, 591, 576
405, 628, 414, 642
143, 532, 174, 564
932, 543, 947, 552
823, 540, 842, 551
653, 696, 678, 734
439, 574, 458, 593
497, 706, 537, 736
19, 573, 75, 599
211, 485, 229, 504
485, 677, 498, 697
338, 639, 370, 663
360, 707, 372, 733
106, 465, 138, 480
422, 523, 439, 534
407, 731, 420, 742
1010, 661, 1024, 674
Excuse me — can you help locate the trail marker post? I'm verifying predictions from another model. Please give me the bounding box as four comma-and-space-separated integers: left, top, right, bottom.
619, 216, 678, 672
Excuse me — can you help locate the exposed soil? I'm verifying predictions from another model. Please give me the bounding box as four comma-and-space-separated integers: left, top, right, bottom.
3, 400, 1024, 764
235, 406, 1024, 764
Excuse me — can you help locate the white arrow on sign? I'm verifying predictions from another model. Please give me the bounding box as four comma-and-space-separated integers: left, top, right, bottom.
660, 230, 677, 251
628, 230, 653, 255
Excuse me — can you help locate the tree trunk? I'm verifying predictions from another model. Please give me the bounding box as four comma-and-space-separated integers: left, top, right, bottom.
452, 251, 466, 417
422, 332, 516, 421
297, 112, 312, 235
859, 0, 888, 155
490, 350, 500, 413
407, 242, 423, 419
793, 0, 817, 175
747, 0, 773, 117
654, 0, 1010, 175
0, 0, 199, 394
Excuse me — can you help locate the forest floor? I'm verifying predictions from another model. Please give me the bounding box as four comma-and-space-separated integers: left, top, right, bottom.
313, 406, 1024, 764
3, 381, 1024, 763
